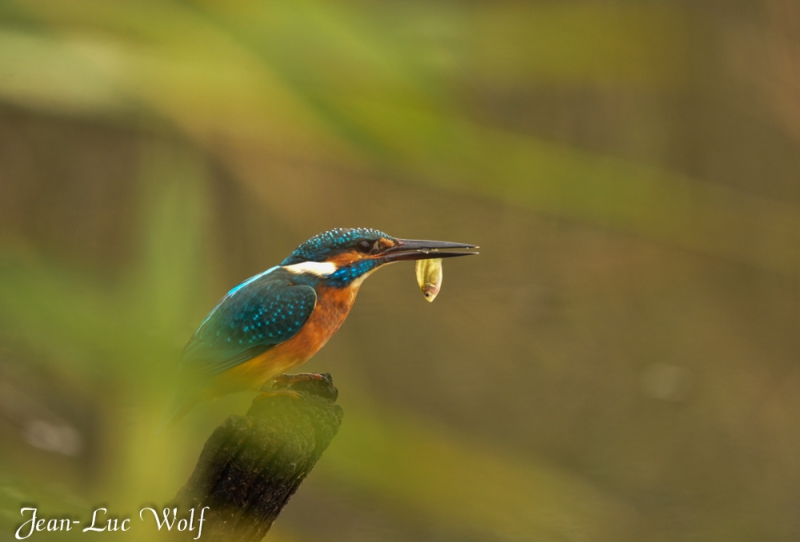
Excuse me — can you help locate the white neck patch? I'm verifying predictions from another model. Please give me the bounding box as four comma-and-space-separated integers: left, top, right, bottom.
283, 261, 338, 276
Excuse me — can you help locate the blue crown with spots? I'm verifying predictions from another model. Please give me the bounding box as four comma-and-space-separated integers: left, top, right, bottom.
282, 228, 393, 265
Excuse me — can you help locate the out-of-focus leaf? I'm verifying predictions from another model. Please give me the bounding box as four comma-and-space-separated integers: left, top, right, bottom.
0, 29, 124, 114
133, 142, 211, 336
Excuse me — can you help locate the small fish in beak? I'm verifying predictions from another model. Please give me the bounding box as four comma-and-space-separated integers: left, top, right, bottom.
415, 258, 443, 302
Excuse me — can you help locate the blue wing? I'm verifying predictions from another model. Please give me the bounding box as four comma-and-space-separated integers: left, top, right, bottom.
181, 271, 317, 377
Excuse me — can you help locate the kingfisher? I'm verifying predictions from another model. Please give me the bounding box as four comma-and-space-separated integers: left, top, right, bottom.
160, 227, 477, 428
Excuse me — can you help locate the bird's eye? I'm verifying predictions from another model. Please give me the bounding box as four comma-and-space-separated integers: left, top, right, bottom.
357, 240, 373, 253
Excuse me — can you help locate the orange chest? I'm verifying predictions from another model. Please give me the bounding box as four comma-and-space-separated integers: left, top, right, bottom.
280, 284, 358, 361
221, 284, 358, 389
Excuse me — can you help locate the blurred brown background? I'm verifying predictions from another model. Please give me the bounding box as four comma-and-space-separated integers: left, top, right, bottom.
1, 1, 800, 540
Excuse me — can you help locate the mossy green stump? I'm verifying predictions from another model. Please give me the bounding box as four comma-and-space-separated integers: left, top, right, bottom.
175, 374, 342, 541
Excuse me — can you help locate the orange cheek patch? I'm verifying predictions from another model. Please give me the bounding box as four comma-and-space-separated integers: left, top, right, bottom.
329, 252, 361, 267
377, 237, 396, 251
321, 238, 399, 269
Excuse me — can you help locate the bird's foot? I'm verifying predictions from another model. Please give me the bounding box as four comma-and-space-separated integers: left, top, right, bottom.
269, 372, 338, 401
273, 373, 329, 386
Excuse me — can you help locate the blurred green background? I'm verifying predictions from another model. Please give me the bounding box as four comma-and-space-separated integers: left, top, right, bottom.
1, 0, 800, 540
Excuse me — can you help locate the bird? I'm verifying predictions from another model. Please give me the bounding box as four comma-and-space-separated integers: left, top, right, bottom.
160, 227, 477, 429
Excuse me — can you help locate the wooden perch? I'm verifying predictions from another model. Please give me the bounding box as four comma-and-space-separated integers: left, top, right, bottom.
174, 373, 343, 541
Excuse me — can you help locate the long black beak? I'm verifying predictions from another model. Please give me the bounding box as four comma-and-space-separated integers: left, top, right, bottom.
381, 238, 479, 262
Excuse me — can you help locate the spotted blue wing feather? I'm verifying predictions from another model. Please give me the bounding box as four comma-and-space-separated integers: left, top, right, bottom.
181, 274, 317, 377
